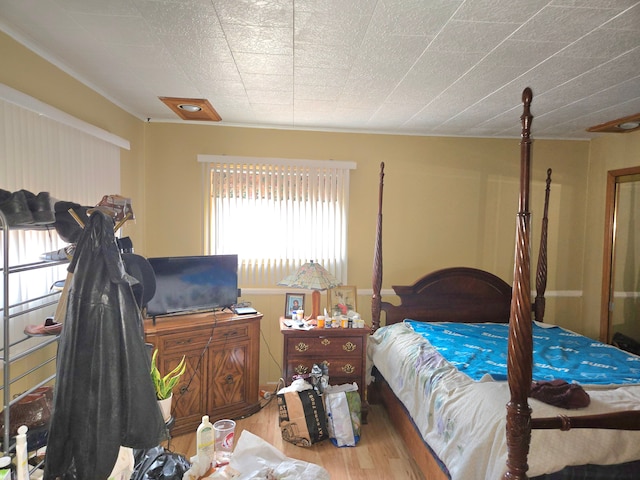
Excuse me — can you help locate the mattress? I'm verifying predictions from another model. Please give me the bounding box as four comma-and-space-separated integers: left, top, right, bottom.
367, 321, 640, 480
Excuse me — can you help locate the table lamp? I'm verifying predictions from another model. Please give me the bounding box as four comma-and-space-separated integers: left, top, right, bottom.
278, 261, 342, 319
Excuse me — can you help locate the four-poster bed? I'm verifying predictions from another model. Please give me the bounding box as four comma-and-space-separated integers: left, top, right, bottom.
368, 88, 640, 479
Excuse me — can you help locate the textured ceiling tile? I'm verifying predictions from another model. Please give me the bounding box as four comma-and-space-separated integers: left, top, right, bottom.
294, 99, 337, 113
511, 5, 625, 43
225, 24, 292, 54
250, 102, 293, 120
369, 0, 462, 37
105, 43, 176, 68
294, 84, 340, 101
246, 89, 292, 104
556, 28, 640, 59
602, 2, 640, 30
213, 0, 292, 28
242, 72, 292, 91
294, 43, 357, 68
68, 13, 155, 46
295, 11, 369, 46
387, 50, 483, 104
453, 0, 548, 23
427, 20, 520, 53
234, 52, 292, 74
294, 67, 350, 88
199, 80, 247, 98
294, 0, 375, 16
59, 0, 141, 16
137, 0, 221, 37
483, 39, 568, 68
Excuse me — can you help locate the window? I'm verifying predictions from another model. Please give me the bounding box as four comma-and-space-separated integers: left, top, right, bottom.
199, 155, 356, 287
1, 84, 125, 347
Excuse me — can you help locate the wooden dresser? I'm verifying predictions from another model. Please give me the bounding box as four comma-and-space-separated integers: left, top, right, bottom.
144, 311, 262, 436
280, 318, 369, 422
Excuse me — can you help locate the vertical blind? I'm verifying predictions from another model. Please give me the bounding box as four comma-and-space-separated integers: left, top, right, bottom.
1, 91, 124, 345
200, 156, 356, 287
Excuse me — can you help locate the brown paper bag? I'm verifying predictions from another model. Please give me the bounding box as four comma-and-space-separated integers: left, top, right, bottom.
277, 389, 328, 447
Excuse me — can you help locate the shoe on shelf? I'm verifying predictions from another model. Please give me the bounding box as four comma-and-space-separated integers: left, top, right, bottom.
0, 189, 34, 227
20, 190, 55, 225
24, 317, 63, 336
40, 244, 75, 262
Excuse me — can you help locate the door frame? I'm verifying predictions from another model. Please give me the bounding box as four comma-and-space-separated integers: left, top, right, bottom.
600, 165, 640, 343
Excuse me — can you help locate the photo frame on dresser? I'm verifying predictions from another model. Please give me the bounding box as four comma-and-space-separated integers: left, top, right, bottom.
285, 293, 305, 319
328, 285, 357, 315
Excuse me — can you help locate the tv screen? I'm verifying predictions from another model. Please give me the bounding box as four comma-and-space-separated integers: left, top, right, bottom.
146, 254, 238, 317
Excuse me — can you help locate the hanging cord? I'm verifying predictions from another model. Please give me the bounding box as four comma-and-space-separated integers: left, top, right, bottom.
171, 312, 219, 412
260, 327, 282, 373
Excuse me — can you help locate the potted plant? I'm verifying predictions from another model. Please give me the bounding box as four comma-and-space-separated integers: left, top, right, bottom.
150, 349, 186, 421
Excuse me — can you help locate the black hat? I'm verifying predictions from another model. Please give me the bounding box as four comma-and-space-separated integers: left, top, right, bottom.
122, 253, 156, 309
54, 201, 90, 243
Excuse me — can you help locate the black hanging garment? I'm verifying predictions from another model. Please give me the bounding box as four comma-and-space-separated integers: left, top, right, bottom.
44, 210, 166, 480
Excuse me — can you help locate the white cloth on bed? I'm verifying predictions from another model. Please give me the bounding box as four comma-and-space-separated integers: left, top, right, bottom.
367, 322, 640, 480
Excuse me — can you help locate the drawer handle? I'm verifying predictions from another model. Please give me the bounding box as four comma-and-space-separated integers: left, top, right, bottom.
294, 364, 309, 375
175, 338, 193, 346
342, 341, 357, 352
295, 342, 309, 352
341, 364, 355, 374
225, 374, 234, 384
179, 385, 188, 395
321, 338, 331, 346
223, 330, 239, 337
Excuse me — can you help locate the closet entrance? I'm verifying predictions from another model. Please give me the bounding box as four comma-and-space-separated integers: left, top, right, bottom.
601, 166, 640, 353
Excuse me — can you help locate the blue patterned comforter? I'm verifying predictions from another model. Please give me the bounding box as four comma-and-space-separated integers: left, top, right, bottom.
406, 321, 640, 385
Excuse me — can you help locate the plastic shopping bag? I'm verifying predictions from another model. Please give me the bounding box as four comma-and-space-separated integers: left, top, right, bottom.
323, 383, 361, 447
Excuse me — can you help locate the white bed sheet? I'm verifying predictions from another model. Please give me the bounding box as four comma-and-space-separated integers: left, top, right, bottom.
367, 322, 640, 480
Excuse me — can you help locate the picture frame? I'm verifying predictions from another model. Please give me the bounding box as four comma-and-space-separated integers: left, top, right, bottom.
285, 293, 305, 319
328, 285, 357, 316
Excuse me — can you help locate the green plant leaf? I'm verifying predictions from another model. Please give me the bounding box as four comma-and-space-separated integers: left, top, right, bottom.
150, 349, 186, 400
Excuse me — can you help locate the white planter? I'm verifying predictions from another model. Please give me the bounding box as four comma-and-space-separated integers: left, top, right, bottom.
157, 394, 173, 422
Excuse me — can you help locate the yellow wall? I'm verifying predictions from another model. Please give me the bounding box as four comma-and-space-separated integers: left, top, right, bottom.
5, 30, 636, 388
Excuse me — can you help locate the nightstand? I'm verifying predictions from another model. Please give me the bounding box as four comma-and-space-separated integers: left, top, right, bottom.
280, 318, 369, 422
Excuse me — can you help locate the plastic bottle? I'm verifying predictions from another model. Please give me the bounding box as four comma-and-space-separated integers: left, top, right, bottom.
15, 425, 28, 480
0, 455, 14, 480
196, 415, 214, 470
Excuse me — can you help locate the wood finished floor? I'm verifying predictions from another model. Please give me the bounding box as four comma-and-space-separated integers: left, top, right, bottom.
166, 397, 425, 479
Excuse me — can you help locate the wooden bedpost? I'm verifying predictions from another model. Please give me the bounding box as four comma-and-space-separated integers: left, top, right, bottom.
372, 162, 385, 332
504, 87, 534, 480
534, 169, 552, 323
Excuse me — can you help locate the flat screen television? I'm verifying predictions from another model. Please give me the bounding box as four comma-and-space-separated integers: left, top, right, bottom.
146, 254, 238, 318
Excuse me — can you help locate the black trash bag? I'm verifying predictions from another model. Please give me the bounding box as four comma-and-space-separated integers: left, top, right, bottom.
132, 447, 191, 480
44, 210, 167, 480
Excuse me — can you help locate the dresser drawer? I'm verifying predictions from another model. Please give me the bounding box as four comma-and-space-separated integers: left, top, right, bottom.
286, 335, 364, 357
286, 356, 363, 382
160, 331, 210, 353
212, 324, 249, 343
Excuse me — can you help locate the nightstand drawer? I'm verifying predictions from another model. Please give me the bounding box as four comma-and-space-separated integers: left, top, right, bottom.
286, 356, 363, 382
286, 335, 364, 357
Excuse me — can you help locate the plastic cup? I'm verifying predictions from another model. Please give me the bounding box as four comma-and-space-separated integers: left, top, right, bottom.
296, 310, 304, 320
213, 419, 235, 466
317, 315, 325, 328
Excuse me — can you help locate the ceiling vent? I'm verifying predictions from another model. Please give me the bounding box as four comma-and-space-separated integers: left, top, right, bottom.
159, 97, 221, 122
587, 113, 640, 134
